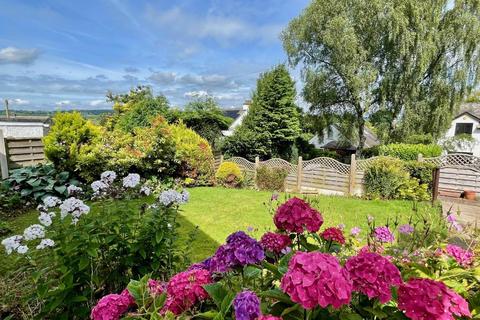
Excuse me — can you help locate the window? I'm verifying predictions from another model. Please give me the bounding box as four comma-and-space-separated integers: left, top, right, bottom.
454, 123, 473, 135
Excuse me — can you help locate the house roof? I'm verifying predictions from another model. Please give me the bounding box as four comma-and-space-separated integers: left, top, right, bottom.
0, 116, 51, 124
311, 125, 380, 150
222, 108, 243, 120
455, 103, 480, 122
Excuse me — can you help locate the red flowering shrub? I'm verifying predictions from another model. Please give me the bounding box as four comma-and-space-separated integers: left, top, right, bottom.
320, 227, 345, 245
281, 252, 352, 309
260, 232, 291, 253
274, 197, 323, 233
398, 278, 471, 320
345, 252, 402, 303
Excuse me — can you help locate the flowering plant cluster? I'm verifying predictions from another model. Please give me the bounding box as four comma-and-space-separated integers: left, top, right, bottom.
90, 170, 148, 200
90, 196, 478, 320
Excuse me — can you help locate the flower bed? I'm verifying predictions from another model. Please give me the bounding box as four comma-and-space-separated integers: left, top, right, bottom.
91, 197, 478, 320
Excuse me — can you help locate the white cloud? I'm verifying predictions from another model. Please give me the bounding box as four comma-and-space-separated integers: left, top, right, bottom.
0, 47, 40, 64
55, 100, 72, 106
89, 99, 106, 107
8, 98, 30, 106
148, 71, 176, 84
184, 90, 209, 98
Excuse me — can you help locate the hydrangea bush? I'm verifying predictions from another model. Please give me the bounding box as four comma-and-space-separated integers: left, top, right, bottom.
91, 196, 479, 320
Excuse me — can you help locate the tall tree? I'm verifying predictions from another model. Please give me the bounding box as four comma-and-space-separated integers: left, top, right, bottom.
282, 0, 480, 152
224, 65, 301, 160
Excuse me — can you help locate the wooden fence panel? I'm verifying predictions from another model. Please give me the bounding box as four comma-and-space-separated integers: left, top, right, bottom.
438, 167, 480, 195
6, 137, 45, 169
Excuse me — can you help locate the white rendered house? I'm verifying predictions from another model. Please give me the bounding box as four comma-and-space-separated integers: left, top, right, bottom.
442, 104, 480, 156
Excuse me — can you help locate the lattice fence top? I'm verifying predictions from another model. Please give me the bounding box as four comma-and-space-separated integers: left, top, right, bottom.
260, 158, 297, 174
356, 156, 381, 171
227, 157, 256, 171
424, 153, 480, 172
302, 157, 351, 175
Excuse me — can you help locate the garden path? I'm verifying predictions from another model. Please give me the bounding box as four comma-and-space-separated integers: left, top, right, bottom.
440, 196, 480, 225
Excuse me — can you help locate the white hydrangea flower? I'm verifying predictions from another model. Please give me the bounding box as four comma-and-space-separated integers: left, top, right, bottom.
60, 197, 90, 220
91, 180, 108, 193
38, 212, 53, 226
100, 171, 117, 184
16, 245, 28, 254
23, 224, 46, 240
36, 239, 55, 250
140, 185, 151, 196
123, 173, 141, 188
158, 189, 190, 206
1, 235, 23, 255
43, 196, 62, 208
67, 184, 83, 195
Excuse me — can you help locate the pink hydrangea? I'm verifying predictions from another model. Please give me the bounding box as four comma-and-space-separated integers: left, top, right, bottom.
260, 232, 291, 253
398, 278, 471, 320
320, 227, 345, 245
281, 251, 352, 309
148, 279, 166, 296
120, 289, 135, 307
446, 244, 474, 267
162, 269, 212, 315
90, 293, 132, 320
345, 252, 402, 303
274, 198, 323, 233
259, 315, 282, 320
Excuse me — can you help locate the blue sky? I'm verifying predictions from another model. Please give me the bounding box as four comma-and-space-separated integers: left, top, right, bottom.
0, 0, 309, 110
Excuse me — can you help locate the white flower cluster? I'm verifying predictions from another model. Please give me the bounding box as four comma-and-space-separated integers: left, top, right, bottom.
60, 197, 90, 224
23, 224, 46, 240
43, 196, 62, 208
123, 173, 141, 188
36, 238, 55, 250
140, 185, 151, 196
67, 184, 83, 195
158, 189, 190, 206
38, 211, 56, 226
1, 235, 24, 254
100, 171, 117, 184
91, 180, 108, 193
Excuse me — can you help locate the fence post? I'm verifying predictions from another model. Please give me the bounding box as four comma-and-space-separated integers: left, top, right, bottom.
349, 154, 356, 195
297, 156, 303, 193
220, 154, 224, 165
417, 153, 424, 162
431, 167, 440, 204
254, 156, 259, 188
0, 130, 9, 179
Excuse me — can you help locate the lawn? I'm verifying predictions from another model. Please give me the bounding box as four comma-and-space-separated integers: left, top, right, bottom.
1, 187, 443, 271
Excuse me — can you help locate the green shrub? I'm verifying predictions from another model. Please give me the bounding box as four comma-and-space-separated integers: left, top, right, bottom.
404, 134, 434, 145
43, 112, 103, 179
0, 184, 26, 219
169, 121, 215, 185
397, 178, 430, 201
361, 145, 380, 158
403, 160, 437, 189
2, 163, 79, 202
215, 161, 243, 188
256, 166, 289, 191
364, 157, 409, 199
378, 143, 442, 160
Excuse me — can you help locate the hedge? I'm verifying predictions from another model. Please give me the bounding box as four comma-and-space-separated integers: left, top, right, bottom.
377, 143, 442, 161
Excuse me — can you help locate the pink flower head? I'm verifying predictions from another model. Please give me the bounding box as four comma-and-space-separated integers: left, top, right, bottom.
446, 244, 474, 267
259, 316, 282, 320
148, 279, 166, 296
91, 293, 132, 320
320, 227, 345, 245
350, 227, 361, 237
374, 226, 395, 243
162, 269, 212, 315
398, 278, 471, 320
281, 251, 352, 309
274, 198, 323, 233
359, 245, 384, 255
260, 232, 291, 253
345, 252, 402, 303
120, 289, 135, 307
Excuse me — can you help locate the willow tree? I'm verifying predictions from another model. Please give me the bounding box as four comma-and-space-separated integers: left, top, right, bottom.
282, 0, 480, 151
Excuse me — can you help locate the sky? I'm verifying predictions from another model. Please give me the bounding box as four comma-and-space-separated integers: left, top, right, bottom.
0, 0, 309, 111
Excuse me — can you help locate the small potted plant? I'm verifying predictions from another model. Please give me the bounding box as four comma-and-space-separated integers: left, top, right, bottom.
463, 190, 476, 200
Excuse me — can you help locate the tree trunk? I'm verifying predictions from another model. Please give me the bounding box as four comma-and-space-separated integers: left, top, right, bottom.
356, 117, 366, 157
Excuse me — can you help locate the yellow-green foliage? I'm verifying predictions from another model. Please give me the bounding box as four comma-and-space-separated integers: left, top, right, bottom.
169, 121, 215, 184
215, 161, 243, 187
44, 112, 104, 180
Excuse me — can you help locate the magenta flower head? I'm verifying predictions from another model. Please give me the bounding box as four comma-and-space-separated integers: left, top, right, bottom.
260, 232, 291, 253
233, 290, 261, 320
162, 269, 212, 315
374, 226, 395, 243
209, 231, 265, 272
345, 252, 402, 303
148, 279, 166, 296
91, 293, 132, 320
320, 227, 346, 245
259, 315, 282, 320
281, 252, 352, 309
398, 278, 471, 320
398, 224, 414, 235
446, 244, 474, 267
274, 197, 323, 233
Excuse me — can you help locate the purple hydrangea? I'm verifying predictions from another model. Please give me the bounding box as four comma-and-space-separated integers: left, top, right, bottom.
374, 226, 395, 243
233, 291, 261, 320
209, 231, 265, 272
398, 224, 414, 235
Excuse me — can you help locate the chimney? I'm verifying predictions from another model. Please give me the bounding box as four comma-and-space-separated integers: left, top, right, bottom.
4, 99, 9, 119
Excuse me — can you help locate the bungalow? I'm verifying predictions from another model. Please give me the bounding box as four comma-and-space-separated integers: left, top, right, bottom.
442, 103, 480, 156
